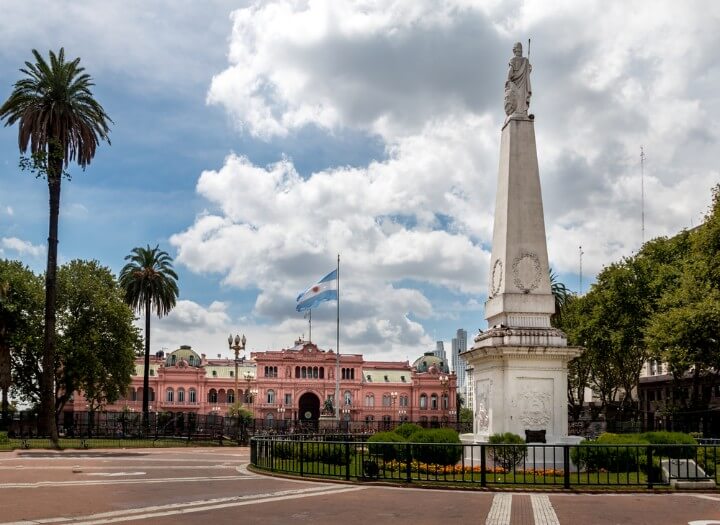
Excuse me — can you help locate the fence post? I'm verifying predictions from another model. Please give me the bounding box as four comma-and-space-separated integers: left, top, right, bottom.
345, 442, 351, 481
406, 442, 412, 483
270, 439, 275, 473
646, 446, 653, 489
480, 444, 487, 487
299, 441, 304, 477
563, 445, 571, 489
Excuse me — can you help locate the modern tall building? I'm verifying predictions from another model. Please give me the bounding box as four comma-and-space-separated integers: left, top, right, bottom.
431, 341, 447, 362
451, 328, 467, 391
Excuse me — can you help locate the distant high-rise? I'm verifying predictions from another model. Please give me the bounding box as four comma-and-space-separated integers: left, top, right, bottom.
451, 329, 467, 391
430, 340, 447, 361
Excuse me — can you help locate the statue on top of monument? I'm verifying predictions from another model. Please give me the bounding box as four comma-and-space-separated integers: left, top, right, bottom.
504, 41, 532, 120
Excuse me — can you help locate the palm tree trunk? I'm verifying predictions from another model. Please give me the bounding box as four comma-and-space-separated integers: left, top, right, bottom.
41, 169, 61, 445
142, 296, 151, 433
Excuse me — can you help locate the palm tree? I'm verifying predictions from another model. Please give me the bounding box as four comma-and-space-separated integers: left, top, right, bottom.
0, 49, 112, 441
119, 245, 179, 428
550, 268, 571, 325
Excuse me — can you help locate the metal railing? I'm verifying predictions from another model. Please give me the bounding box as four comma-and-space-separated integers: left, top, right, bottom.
251, 437, 720, 488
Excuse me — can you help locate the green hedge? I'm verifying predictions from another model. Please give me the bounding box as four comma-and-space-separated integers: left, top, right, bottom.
640, 431, 697, 459
0, 432, 8, 445
367, 431, 407, 461
572, 433, 650, 472
393, 423, 423, 439
408, 428, 461, 466
488, 432, 527, 470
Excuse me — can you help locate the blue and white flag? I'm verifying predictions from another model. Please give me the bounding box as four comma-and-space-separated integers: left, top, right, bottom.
296, 269, 338, 312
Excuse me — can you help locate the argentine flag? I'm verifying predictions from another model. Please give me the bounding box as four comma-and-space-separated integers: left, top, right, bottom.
296, 270, 338, 312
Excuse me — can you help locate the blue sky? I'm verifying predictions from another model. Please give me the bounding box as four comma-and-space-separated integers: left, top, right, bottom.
1, 1, 718, 362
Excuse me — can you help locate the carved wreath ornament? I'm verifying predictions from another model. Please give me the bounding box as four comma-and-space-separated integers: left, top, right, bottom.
491, 259, 503, 296
512, 252, 542, 293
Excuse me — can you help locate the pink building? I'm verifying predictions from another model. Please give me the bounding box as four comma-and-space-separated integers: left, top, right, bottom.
91, 339, 457, 425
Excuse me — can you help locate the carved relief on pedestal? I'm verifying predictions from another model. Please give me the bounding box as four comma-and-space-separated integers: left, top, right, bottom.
512, 252, 542, 293
475, 379, 492, 433
511, 378, 553, 430
490, 259, 503, 297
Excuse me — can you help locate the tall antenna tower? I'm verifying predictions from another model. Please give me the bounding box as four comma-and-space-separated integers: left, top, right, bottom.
579, 245, 584, 295
640, 146, 646, 245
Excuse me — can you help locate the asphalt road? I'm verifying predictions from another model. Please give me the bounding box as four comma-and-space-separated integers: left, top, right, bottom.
0, 448, 718, 524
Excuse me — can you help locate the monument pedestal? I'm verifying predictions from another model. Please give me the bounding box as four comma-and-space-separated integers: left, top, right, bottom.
318, 414, 338, 431
463, 332, 581, 444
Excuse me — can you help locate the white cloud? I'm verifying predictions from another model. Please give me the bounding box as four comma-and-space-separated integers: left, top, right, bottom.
5, 207, 12, 216
0, 237, 45, 258
204, 0, 720, 283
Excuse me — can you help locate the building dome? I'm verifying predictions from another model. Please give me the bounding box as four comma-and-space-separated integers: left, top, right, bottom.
165, 345, 201, 367
412, 352, 449, 374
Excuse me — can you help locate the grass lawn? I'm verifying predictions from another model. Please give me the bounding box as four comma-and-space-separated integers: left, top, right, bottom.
257, 455, 689, 489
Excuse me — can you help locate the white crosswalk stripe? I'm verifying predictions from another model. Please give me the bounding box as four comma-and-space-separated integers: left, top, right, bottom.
485, 494, 512, 525
531, 494, 560, 525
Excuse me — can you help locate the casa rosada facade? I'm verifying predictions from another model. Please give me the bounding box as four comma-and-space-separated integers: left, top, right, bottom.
82, 340, 457, 424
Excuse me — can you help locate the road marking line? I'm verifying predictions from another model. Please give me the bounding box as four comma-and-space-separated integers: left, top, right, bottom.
485, 494, 511, 525
691, 495, 720, 502
85, 472, 146, 477
0, 475, 262, 489
531, 495, 560, 525
0, 486, 363, 525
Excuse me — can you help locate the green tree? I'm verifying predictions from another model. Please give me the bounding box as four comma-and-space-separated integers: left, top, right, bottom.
9, 261, 139, 419
550, 269, 571, 326
119, 245, 179, 427
0, 261, 44, 427
0, 49, 112, 441
646, 186, 720, 408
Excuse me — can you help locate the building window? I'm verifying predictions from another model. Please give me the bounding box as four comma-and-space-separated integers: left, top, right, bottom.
171, 355, 176, 365
284, 393, 292, 405
420, 394, 428, 409
130, 388, 137, 402
212, 370, 217, 377
264, 366, 278, 378
188, 356, 195, 366
442, 394, 449, 409
365, 415, 375, 423
166, 388, 174, 402
365, 394, 374, 407
384, 375, 389, 382
344, 391, 352, 405
189, 389, 196, 403
177, 389, 185, 403
366, 375, 372, 382
400, 375, 406, 382
431, 394, 438, 410
295, 366, 300, 378
301, 367, 307, 379
148, 388, 155, 402
208, 389, 218, 403
227, 390, 235, 404
400, 395, 408, 407
229, 371, 234, 377
382, 394, 391, 407
267, 389, 276, 404
320, 367, 324, 379
149, 369, 155, 376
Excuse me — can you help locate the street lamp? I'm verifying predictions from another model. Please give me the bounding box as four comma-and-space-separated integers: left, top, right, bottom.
398, 408, 407, 421
439, 375, 449, 423
228, 333, 247, 410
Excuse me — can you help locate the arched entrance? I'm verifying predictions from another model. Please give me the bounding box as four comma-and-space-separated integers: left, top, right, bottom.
298, 392, 320, 422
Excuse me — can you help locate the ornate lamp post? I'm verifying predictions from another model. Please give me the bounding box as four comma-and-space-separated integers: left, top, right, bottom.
398, 408, 407, 421
439, 375, 449, 423
228, 333, 247, 409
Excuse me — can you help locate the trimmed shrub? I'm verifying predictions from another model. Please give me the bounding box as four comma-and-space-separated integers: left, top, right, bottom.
408, 428, 462, 466
488, 432, 527, 470
697, 446, 719, 477
393, 423, 422, 439
368, 431, 406, 462
640, 431, 697, 459
0, 431, 8, 446
571, 433, 649, 472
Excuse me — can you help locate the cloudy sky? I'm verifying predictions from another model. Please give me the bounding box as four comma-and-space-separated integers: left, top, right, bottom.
1, 1, 717, 362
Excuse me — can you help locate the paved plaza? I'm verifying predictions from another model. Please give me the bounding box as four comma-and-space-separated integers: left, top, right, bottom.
0, 447, 718, 524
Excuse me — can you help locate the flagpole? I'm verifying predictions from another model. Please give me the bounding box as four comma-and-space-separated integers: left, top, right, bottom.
309, 309, 312, 342
335, 253, 340, 420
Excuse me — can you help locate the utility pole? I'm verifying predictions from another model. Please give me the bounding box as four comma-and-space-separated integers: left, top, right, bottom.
640, 146, 646, 245
579, 245, 584, 295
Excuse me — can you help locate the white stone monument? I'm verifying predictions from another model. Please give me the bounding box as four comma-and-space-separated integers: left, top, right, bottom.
461, 42, 582, 444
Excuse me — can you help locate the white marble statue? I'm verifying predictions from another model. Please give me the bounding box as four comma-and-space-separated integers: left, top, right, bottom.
504, 42, 532, 119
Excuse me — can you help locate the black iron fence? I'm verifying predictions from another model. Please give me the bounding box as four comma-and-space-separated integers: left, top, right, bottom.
251, 437, 720, 488
3, 412, 472, 444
